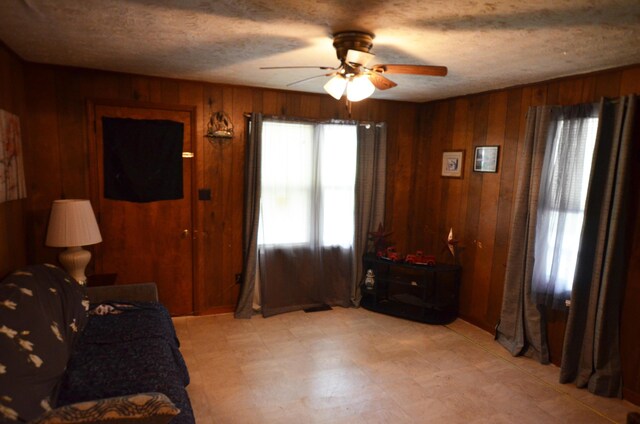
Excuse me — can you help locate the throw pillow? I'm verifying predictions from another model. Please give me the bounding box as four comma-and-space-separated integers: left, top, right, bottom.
29, 392, 179, 424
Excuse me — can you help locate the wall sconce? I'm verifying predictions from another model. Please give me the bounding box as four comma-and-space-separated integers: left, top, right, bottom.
205, 112, 233, 141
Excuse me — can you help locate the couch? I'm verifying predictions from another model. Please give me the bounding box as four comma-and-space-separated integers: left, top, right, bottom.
0, 264, 194, 423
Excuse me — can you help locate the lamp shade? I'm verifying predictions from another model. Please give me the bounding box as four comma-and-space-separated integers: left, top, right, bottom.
46, 199, 102, 247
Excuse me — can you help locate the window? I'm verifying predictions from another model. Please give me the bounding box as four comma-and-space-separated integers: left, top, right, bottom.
258, 120, 357, 248
532, 106, 599, 308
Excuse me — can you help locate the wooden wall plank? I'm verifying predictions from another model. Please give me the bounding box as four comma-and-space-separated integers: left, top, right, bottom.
389, 103, 419, 252
594, 71, 622, 98
557, 78, 584, 105
131, 76, 151, 102
459, 94, 489, 317
23, 64, 62, 265
410, 105, 435, 251
0, 44, 27, 277
471, 90, 507, 322
437, 101, 457, 258
454, 97, 475, 245
444, 98, 469, 244
486, 87, 522, 328
201, 83, 225, 309
55, 70, 90, 199
620, 68, 640, 94
219, 86, 236, 307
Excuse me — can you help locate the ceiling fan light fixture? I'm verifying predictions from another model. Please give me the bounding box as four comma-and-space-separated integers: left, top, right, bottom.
324, 74, 348, 100
346, 74, 375, 102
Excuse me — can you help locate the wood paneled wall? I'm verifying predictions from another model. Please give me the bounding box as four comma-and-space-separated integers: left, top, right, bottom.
413, 64, 640, 397
19, 63, 418, 315
0, 43, 27, 278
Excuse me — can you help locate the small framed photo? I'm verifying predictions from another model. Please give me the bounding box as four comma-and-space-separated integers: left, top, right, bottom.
441, 150, 464, 178
474, 146, 499, 173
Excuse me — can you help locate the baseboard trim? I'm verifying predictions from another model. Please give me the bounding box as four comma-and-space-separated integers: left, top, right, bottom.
196, 305, 235, 316
624, 388, 640, 406
457, 313, 495, 335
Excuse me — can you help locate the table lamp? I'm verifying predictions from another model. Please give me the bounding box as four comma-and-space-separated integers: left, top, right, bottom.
45, 199, 102, 285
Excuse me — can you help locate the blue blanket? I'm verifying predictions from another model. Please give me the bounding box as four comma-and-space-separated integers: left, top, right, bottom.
56, 302, 194, 423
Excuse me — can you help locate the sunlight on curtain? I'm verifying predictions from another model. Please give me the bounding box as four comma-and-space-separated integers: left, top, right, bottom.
532, 109, 599, 308
259, 121, 313, 245
258, 121, 357, 248
318, 124, 357, 247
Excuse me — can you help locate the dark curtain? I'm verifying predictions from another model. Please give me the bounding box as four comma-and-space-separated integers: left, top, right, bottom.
560, 95, 637, 397
495, 106, 552, 364
234, 113, 263, 318
259, 246, 351, 317
351, 123, 387, 306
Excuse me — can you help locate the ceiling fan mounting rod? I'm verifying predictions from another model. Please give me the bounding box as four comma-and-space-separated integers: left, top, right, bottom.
332, 31, 374, 61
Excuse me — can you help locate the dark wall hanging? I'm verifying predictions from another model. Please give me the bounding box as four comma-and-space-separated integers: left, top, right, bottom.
102, 117, 184, 203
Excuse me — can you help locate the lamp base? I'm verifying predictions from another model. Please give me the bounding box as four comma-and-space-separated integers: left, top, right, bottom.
59, 246, 91, 285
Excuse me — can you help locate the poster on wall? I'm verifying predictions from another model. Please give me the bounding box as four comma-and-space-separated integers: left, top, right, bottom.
0, 109, 27, 203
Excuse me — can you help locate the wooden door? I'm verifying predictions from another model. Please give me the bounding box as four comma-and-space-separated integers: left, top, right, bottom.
89, 101, 195, 315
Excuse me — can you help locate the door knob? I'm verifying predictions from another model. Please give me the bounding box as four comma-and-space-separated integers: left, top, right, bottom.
181, 229, 190, 238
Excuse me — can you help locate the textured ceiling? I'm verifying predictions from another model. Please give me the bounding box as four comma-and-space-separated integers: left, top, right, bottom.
1, 0, 639, 102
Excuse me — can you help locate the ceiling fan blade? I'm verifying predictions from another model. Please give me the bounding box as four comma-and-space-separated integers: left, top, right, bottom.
373, 64, 448, 77
345, 49, 375, 66
287, 72, 336, 87
367, 72, 397, 90
260, 65, 338, 70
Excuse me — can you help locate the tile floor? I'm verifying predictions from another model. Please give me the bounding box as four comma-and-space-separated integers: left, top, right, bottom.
172, 307, 640, 423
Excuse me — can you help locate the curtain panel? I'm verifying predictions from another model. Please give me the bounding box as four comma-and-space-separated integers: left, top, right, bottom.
495, 106, 553, 364
560, 95, 637, 397
352, 122, 387, 306
496, 96, 637, 399
234, 113, 263, 318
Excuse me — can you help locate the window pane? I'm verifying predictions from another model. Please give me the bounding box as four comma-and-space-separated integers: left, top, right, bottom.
319, 124, 357, 247
259, 121, 313, 245
533, 110, 599, 305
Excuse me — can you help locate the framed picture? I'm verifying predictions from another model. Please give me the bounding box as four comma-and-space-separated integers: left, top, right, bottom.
474, 146, 499, 173
441, 150, 464, 178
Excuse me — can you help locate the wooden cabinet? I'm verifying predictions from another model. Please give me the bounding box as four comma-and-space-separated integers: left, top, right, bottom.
360, 253, 462, 324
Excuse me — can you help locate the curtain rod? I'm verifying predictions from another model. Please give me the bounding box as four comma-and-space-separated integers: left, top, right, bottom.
243, 112, 384, 127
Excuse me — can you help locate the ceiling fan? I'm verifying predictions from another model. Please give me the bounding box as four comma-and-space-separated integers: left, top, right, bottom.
260, 31, 448, 102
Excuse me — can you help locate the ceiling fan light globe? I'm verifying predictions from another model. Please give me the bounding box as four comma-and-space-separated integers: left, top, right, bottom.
346, 75, 375, 102
324, 75, 347, 100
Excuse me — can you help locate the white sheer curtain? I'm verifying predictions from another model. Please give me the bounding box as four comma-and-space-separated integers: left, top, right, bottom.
258, 119, 358, 316
259, 122, 314, 245
532, 104, 599, 309
259, 121, 357, 247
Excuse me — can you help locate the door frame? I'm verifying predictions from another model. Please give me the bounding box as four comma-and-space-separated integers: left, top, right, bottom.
86, 98, 199, 313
